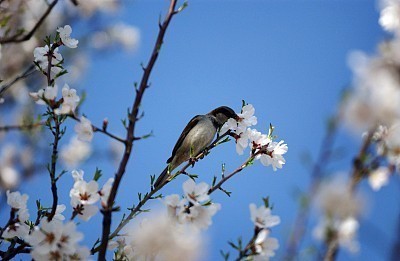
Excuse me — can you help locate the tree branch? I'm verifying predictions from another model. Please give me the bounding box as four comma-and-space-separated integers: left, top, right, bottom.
284, 114, 339, 260
0, 0, 59, 44
97, 1, 180, 259
68, 115, 126, 144
0, 64, 37, 98
0, 121, 45, 132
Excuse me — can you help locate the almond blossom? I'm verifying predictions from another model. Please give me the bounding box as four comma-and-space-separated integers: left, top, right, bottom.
249, 203, 281, 229
74, 116, 94, 142
182, 179, 210, 205
6, 190, 28, 210
33, 45, 63, 75
368, 166, 391, 191
100, 178, 114, 207
55, 84, 80, 115
253, 229, 279, 261
57, 25, 79, 48
26, 220, 87, 260
29, 85, 58, 105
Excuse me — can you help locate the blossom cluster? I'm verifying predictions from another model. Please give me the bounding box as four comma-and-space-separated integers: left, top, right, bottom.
3, 190, 89, 260
110, 214, 203, 260
249, 203, 281, 260
69, 169, 114, 221
313, 176, 362, 253
220, 104, 288, 171
2, 191, 30, 239
339, 0, 400, 192
164, 179, 221, 230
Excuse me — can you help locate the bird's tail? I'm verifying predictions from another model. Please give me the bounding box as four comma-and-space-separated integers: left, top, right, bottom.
153, 166, 170, 189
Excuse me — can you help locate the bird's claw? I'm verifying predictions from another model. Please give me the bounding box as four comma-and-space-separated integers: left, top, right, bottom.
189, 157, 198, 167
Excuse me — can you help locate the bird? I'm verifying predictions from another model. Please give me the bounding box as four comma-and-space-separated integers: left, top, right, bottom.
153, 106, 239, 188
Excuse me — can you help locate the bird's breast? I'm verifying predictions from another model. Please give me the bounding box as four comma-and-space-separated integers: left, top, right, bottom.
184, 118, 216, 155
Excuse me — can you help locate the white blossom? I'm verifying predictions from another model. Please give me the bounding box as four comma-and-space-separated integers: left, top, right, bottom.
256, 140, 288, 171
249, 203, 280, 229
238, 104, 257, 128
33, 45, 63, 74
126, 214, 203, 261
57, 25, 79, 48
109, 23, 140, 51
29, 85, 58, 105
2, 222, 30, 239
0, 166, 19, 189
164, 194, 184, 218
6, 190, 28, 210
69, 246, 91, 261
73, 204, 99, 221
313, 217, 360, 253
178, 203, 221, 230
74, 116, 94, 142
100, 178, 114, 207
54, 204, 67, 221
72, 169, 84, 182
220, 104, 257, 136
18, 207, 30, 222
343, 50, 400, 132
368, 166, 391, 191
315, 176, 363, 219
55, 84, 80, 115
61, 136, 92, 168
379, 0, 400, 33
182, 179, 210, 205
26, 220, 85, 259
253, 229, 279, 261
70, 180, 100, 206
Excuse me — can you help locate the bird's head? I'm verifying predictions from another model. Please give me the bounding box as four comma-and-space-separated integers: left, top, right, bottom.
208, 106, 239, 127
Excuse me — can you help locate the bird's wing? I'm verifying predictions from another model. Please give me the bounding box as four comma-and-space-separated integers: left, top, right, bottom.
167, 115, 202, 164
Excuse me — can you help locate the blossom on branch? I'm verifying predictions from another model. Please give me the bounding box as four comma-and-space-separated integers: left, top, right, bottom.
164, 179, 221, 230
57, 25, 79, 49
182, 179, 210, 205
74, 116, 94, 142
55, 84, 80, 115
29, 85, 58, 105
26, 220, 88, 260
249, 203, 280, 229
69, 170, 100, 221
60, 136, 92, 168
125, 214, 203, 260
33, 45, 63, 75
100, 178, 114, 208
253, 229, 279, 261
6, 190, 28, 210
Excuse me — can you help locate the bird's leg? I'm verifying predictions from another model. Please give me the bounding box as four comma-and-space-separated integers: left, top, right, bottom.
189, 157, 197, 167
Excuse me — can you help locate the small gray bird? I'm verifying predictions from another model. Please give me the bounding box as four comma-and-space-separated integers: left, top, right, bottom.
153, 106, 239, 188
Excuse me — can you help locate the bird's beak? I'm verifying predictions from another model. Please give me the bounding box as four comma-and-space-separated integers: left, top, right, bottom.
234, 114, 241, 121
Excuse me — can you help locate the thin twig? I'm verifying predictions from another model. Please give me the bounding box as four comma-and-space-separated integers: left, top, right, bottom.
0, 209, 16, 240
0, 64, 37, 97
0, 121, 45, 132
322, 128, 375, 261
0, 0, 59, 44
68, 115, 126, 144
46, 44, 62, 221
284, 115, 339, 260
97, 1, 180, 259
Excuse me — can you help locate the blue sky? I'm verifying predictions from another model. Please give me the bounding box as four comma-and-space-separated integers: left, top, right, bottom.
13, 0, 400, 260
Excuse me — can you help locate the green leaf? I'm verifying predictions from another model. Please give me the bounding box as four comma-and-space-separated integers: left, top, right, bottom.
93, 168, 102, 181
262, 196, 270, 208
0, 15, 11, 27
177, 1, 189, 13
220, 250, 230, 261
